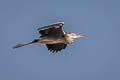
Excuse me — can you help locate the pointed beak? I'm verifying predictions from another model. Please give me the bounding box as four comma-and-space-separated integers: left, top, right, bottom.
77, 34, 86, 38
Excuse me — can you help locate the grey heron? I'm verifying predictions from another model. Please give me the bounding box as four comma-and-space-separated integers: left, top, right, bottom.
13, 22, 85, 53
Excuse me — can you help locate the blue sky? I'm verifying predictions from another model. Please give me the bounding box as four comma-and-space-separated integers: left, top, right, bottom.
0, 0, 120, 80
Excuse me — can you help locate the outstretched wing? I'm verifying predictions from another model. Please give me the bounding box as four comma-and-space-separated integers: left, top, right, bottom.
37, 22, 64, 37
46, 43, 67, 53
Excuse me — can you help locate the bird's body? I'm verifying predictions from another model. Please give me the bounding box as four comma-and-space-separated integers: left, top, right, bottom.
13, 22, 85, 53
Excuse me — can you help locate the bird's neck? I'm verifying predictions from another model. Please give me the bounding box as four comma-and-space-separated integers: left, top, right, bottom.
65, 34, 74, 44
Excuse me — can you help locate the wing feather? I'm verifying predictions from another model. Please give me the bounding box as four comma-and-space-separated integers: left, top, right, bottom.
37, 22, 64, 37
46, 43, 67, 53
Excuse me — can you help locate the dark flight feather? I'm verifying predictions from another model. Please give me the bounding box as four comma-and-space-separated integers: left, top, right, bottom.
37, 23, 64, 37
46, 43, 67, 53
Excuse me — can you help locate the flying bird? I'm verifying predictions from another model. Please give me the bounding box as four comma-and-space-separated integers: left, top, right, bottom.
13, 22, 85, 53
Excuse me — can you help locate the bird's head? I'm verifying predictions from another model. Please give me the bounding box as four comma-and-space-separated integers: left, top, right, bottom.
68, 33, 86, 39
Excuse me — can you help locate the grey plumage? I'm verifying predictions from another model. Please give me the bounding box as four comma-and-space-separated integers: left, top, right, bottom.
13, 22, 85, 53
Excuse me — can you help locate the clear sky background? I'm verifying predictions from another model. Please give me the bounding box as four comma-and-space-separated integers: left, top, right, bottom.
0, 0, 120, 80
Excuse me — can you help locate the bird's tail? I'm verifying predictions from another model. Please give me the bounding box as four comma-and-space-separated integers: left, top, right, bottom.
13, 41, 35, 49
